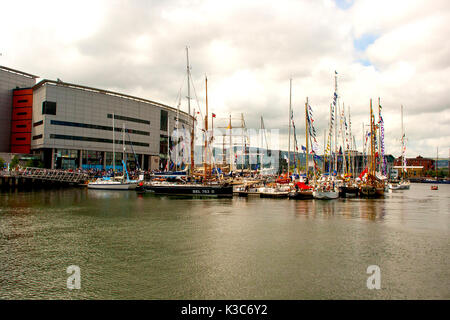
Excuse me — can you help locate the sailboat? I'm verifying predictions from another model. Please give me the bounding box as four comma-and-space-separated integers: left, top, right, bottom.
389, 105, 410, 190
360, 99, 385, 197
88, 122, 142, 190
144, 70, 233, 197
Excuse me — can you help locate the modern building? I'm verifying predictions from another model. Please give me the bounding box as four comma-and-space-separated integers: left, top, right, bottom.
0, 66, 38, 153
1, 65, 192, 171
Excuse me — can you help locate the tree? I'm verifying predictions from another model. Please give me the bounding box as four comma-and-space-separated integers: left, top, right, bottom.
10, 156, 20, 169
0, 157, 4, 169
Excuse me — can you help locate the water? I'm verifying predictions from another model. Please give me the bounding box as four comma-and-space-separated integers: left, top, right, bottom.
0, 184, 449, 299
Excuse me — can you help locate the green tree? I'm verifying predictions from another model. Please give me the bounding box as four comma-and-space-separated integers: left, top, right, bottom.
0, 157, 4, 169
10, 155, 20, 169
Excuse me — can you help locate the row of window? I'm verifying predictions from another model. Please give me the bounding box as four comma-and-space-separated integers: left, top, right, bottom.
50, 134, 150, 147
50, 120, 150, 136
107, 113, 150, 125
33, 134, 43, 140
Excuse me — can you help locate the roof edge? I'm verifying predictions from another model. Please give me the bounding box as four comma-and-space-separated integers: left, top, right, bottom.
33, 79, 192, 118
0, 65, 39, 79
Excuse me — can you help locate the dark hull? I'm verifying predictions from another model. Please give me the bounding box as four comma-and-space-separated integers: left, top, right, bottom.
144, 184, 233, 197
339, 186, 359, 198
260, 192, 289, 198
360, 185, 384, 198
288, 191, 313, 200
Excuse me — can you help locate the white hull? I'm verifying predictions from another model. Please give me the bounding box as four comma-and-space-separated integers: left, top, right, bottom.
313, 190, 339, 199
87, 182, 138, 190
388, 182, 410, 190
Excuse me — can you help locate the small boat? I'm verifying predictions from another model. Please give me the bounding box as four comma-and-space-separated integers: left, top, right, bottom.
431, 185, 438, 190
388, 180, 410, 190
259, 186, 289, 198
87, 178, 139, 190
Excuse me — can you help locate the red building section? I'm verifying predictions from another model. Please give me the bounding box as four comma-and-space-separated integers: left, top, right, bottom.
11, 88, 33, 154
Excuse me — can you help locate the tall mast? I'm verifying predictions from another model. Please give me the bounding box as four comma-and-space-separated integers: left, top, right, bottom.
401, 104, 405, 178
370, 99, 375, 177
122, 122, 126, 177
229, 114, 232, 171
186, 46, 191, 117
288, 78, 292, 175
167, 115, 170, 172
329, 103, 333, 175
112, 113, 115, 172
334, 73, 338, 173
305, 97, 309, 177
241, 113, 245, 170
204, 76, 209, 181
436, 147, 439, 179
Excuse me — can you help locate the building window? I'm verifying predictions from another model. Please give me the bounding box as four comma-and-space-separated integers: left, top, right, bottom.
18, 99, 28, 103
107, 114, 150, 125
160, 110, 168, 131
33, 134, 43, 140
16, 124, 27, 128
33, 120, 43, 127
50, 134, 149, 147
42, 101, 57, 115
50, 120, 150, 136
17, 112, 28, 116
16, 137, 26, 141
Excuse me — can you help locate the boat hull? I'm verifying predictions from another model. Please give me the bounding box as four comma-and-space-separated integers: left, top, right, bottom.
144, 184, 233, 197
288, 191, 313, 200
338, 186, 359, 198
313, 191, 339, 199
87, 182, 138, 190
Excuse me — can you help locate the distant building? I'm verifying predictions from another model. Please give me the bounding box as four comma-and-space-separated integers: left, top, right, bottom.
393, 155, 435, 177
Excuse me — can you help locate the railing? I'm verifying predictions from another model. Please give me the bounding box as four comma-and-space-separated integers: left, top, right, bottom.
0, 168, 89, 183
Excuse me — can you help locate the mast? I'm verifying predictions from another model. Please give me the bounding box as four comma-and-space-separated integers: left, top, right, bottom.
229, 114, 232, 172
370, 99, 375, 177
204, 76, 208, 181
305, 97, 309, 178
241, 113, 245, 170
401, 105, 405, 178
329, 103, 333, 175
112, 113, 115, 172
186, 46, 191, 117
334, 73, 338, 173
122, 122, 126, 178
288, 78, 292, 175
436, 147, 438, 179
167, 115, 170, 172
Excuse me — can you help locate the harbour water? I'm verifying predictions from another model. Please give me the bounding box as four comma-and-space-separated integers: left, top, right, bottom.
0, 183, 449, 299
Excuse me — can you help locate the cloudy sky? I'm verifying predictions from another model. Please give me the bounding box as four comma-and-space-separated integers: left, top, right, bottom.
1, 0, 449, 158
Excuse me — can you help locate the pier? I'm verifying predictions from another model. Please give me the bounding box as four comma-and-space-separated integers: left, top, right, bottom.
0, 167, 89, 190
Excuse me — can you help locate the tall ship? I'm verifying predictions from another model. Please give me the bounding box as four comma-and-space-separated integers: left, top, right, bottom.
142, 48, 232, 197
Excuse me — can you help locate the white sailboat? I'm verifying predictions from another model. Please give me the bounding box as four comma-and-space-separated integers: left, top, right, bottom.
88, 121, 141, 190
389, 105, 410, 190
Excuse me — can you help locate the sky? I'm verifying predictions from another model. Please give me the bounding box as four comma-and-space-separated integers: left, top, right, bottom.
1, 0, 449, 159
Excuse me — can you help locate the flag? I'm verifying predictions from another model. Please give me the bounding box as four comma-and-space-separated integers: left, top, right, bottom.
335, 70, 338, 75
212, 113, 216, 118
301, 145, 306, 151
